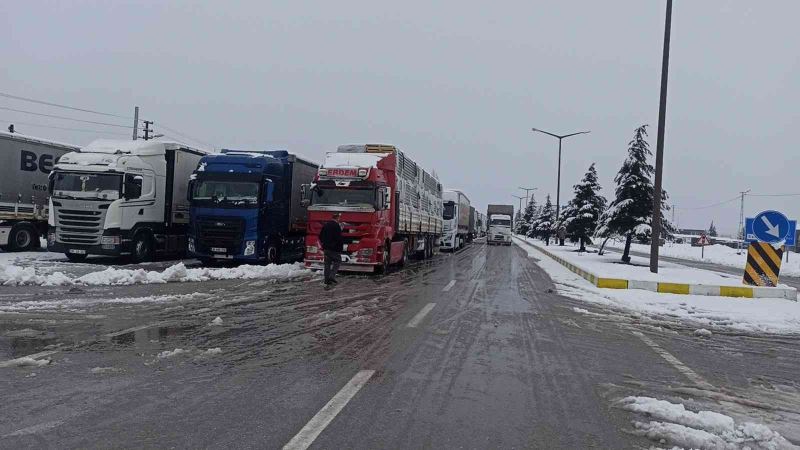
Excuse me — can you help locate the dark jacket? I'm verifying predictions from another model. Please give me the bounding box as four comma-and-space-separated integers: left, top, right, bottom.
319, 220, 344, 252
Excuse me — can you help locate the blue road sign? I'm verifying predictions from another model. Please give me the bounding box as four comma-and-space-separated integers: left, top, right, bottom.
745, 210, 796, 245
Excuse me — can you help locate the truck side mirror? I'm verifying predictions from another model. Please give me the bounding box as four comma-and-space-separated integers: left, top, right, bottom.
124, 175, 143, 200
187, 179, 195, 202
300, 184, 310, 207
47, 171, 55, 194
264, 180, 275, 203
384, 187, 391, 210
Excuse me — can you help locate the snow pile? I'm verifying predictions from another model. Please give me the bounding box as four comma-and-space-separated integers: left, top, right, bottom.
0, 293, 209, 313
694, 328, 713, 338
157, 348, 186, 359
0, 262, 312, 287
209, 316, 223, 326
202, 348, 222, 356
2, 356, 51, 368
621, 396, 791, 449
515, 236, 800, 334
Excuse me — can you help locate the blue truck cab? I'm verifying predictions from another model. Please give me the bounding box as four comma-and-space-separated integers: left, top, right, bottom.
187, 150, 318, 264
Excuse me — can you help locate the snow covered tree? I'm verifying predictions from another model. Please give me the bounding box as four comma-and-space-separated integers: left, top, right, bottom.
595, 125, 673, 262
529, 195, 555, 244
517, 195, 538, 236
708, 221, 718, 237
560, 163, 606, 252
513, 210, 523, 234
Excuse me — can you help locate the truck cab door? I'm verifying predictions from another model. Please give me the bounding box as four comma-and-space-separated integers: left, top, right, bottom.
121, 171, 157, 231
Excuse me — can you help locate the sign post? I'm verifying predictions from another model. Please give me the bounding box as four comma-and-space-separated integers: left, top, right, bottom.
697, 233, 711, 259
742, 210, 797, 287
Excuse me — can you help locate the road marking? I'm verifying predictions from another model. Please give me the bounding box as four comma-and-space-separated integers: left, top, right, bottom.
104, 322, 161, 338
442, 280, 456, 292
0, 350, 60, 368
283, 370, 375, 450
3, 420, 64, 437
407, 303, 436, 328
632, 331, 714, 390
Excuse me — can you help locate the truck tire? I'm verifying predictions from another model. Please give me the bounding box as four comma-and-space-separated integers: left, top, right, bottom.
426, 237, 434, 259
376, 243, 390, 274
66, 252, 87, 262
131, 231, 154, 263
8, 223, 38, 252
399, 240, 408, 267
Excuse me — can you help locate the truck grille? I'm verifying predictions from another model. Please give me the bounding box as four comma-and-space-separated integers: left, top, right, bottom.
197, 217, 244, 249
56, 209, 104, 245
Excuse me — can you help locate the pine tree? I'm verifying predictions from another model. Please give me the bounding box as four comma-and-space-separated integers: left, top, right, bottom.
560, 163, 606, 251
595, 125, 673, 262
517, 194, 538, 236
513, 210, 523, 234
529, 195, 555, 245
708, 221, 718, 237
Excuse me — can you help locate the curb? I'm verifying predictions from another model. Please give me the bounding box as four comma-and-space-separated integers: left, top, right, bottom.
514, 237, 797, 300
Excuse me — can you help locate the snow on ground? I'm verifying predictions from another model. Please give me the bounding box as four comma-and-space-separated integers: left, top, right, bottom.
0, 261, 313, 287
0, 292, 211, 314
514, 237, 800, 334
525, 237, 759, 287
621, 396, 792, 449
610, 240, 800, 278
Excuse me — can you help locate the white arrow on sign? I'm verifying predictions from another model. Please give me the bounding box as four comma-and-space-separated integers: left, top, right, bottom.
761, 215, 781, 238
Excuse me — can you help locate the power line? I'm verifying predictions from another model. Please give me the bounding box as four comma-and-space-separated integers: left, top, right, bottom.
674, 194, 740, 210
0, 91, 134, 120
748, 193, 800, 198
156, 122, 215, 149
0, 105, 131, 129
2, 118, 129, 136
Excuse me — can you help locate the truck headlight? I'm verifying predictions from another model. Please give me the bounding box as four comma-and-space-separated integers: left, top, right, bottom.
101, 235, 120, 248
306, 245, 319, 254
188, 237, 195, 253
358, 248, 373, 257
244, 240, 256, 256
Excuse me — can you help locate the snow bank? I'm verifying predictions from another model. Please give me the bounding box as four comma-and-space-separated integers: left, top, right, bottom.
157, 348, 186, 359
0, 293, 209, 313
515, 237, 800, 334
622, 396, 791, 449
0, 262, 312, 287
2, 356, 51, 368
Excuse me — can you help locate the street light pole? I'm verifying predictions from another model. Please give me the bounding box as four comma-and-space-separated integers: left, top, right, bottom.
531, 128, 590, 219
518, 187, 536, 206
737, 189, 750, 255
512, 195, 525, 233
649, 0, 673, 274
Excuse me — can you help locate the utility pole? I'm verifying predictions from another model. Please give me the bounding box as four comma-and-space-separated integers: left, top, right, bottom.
518, 187, 536, 206
142, 120, 153, 140
671, 203, 676, 227
649, 0, 673, 274
512, 195, 524, 214
132, 106, 139, 141
531, 128, 590, 220
512, 195, 525, 233
737, 189, 750, 255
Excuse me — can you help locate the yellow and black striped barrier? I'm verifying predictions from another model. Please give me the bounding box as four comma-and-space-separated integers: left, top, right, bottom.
743, 242, 783, 287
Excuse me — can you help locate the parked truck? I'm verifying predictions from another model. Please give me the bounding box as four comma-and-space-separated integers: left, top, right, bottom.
441, 189, 471, 251
47, 139, 206, 262
468, 205, 477, 242
487, 204, 514, 245
187, 150, 318, 264
0, 131, 79, 251
304, 144, 442, 273
476, 211, 487, 237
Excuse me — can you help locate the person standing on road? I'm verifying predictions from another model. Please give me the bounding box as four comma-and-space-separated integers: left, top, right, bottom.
319, 213, 344, 285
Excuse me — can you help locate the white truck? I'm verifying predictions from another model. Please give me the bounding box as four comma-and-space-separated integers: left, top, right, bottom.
441, 189, 471, 251
0, 131, 79, 251
47, 139, 206, 262
487, 204, 513, 246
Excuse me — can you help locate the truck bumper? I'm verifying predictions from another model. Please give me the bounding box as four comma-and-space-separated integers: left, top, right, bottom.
47, 240, 126, 257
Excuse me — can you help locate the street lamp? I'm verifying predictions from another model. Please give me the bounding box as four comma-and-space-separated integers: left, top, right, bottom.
530, 128, 590, 219
511, 195, 525, 215
518, 187, 537, 206
512, 195, 525, 233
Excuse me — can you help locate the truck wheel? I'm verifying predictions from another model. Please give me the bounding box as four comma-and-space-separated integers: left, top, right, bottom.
399, 241, 408, 267
131, 232, 154, 263
66, 253, 87, 263
376, 244, 390, 274
265, 242, 280, 265
8, 223, 38, 252
426, 237, 434, 259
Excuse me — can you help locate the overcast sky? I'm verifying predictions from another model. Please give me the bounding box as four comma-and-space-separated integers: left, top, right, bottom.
3, 1, 798, 234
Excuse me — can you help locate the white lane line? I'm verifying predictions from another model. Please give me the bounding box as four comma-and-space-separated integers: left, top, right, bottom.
3, 419, 64, 437
104, 322, 161, 338
283, 370, 375, 450
0, 350, 60, 368
407, 303, 436, 328
632, 331, 715, 390
442, 279, 456, 292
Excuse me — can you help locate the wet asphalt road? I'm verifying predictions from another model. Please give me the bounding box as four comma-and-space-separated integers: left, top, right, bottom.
2, 243, 799, 449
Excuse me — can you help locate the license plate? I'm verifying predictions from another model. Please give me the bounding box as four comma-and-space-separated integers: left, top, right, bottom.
211, 247, 226, 253
213, 254, 233, 259
69, 249, 86, 255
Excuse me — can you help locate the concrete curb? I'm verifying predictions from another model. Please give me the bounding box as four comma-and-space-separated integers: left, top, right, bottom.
515, 237, 797, 300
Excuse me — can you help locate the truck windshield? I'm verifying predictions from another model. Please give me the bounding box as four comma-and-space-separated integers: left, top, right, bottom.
312, 188, 375, 208
192, 180, 259, 207
443, 201, 455, 220
52, 172, 122, 200
490, 219, 511, 227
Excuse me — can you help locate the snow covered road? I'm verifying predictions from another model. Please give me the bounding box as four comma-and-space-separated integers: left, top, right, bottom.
1, 243, 798, 448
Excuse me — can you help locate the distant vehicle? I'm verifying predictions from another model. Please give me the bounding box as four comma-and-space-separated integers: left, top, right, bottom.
487, 204, 514, 246
187, 150, 318, 264
468, 205, 476, 242
0, 131, 79, 251
48, 139, 206, 262
476, 211, 487, 237
441, 189, 471, 251
304, 144, 442, 273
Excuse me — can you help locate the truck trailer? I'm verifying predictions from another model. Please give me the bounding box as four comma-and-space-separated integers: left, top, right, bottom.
187, 150, 318, 264
0, 131, 79, 251
487, 204, 514, 245
441, 189, 471, 251
47, 139, 206, 262
304, 144, 442, 273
